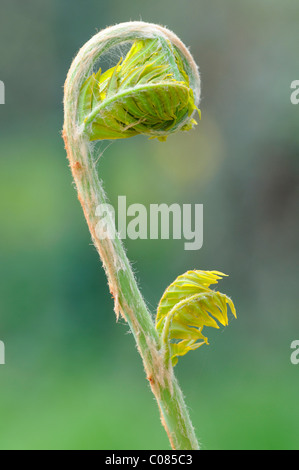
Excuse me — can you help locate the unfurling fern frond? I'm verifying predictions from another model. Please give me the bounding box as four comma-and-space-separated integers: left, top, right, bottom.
156, 270, 237, 366
64, 21, 203, 450
78, 38, 200, 142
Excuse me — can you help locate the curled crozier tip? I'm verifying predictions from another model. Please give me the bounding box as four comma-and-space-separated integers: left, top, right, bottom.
156, 270, 237, 366
70, 21, 201, 142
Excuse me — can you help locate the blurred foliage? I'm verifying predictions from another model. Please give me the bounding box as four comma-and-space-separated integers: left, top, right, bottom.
0, 0, 298, 450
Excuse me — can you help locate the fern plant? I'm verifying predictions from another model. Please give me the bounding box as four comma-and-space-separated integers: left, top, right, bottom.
63, 21, 236, 451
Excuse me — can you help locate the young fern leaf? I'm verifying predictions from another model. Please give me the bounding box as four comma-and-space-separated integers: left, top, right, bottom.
156, 271, 237, 366
78, 38, 200, 142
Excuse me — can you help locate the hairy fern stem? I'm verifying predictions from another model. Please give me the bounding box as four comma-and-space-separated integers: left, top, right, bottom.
63, 21, 200, 450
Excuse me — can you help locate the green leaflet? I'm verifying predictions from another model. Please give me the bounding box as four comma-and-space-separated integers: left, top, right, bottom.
78, 38, 200, 141
156, 270, 237, 366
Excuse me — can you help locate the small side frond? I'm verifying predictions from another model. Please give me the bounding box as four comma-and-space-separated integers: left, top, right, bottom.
156, 270, 237, 366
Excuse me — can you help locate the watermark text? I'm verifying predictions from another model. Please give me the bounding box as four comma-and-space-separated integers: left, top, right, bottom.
0, 80, 5, 104
291, 340, 299, 365
95, 196, 203, 251
0, 341, 5, 365
290, 80, 299, 105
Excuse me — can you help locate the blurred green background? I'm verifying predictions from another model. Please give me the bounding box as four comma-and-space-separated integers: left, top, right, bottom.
0, 0, 298, 450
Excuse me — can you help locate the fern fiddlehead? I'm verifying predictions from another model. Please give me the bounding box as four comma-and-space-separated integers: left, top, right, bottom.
78, 36, 200, 141
157, 271, 237, 366
63, 21, 236, 450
